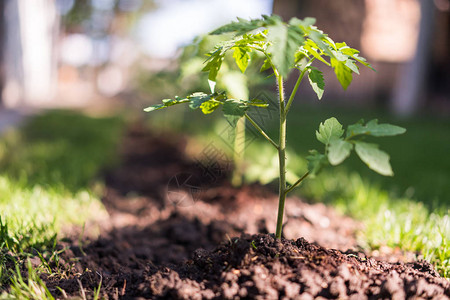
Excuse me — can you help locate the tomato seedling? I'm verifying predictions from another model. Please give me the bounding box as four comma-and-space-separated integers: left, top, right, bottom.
145, 15, 406, 238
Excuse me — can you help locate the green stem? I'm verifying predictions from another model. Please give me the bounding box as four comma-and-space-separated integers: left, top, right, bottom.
244, 113, 279, 149
285, 171, 310, 195
275, 74, 287, 239
231, 118, 245, 187
285, 68, 308, 114
286, 58, 315, 115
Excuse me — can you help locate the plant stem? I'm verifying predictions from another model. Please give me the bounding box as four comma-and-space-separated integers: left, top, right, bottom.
285, 171, 310, 194
244, 113, 279, 149
285, 68, 308, 114
231, 118, 245, 187
275, 74, 287, 239
286, 58, 315, 115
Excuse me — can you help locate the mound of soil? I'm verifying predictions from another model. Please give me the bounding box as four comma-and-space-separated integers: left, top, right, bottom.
147, 233, 448, 300
40, 125, 450, 299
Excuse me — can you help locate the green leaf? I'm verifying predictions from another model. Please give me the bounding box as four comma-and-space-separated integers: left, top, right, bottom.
188, 92, 213, 109
210, 15, 281, 35
144, 104, 165, 112
328, 139, 353, 165
222, 99, 246, 116
222, 99, 247, 127
347, 119, 407, 138
335, 42, 348, 49
294, 51, 307, 64
144, 97, 189, 112
330, 38, 375, 77
144, 92, 228, 114
352, 54, 375, 71
289, 17, 316, 29
345, 59, 359, 74
316, 117, 344, 145
248, 98, 269, 108
232, 47, 251, 73
323, 36, 337, 51
267, 22, 304, 77
260, 58, 272, 72
308, 67, 325, 100
200, 100, 220, 114
310, 32, 333, 57
331, 58, 353, 90
303, 40, 330, 66
210, 18, 258, 35
202, 47, 225, 81
354, 141, 393, 176
339, 47, 359, 56
303, 17, 316, 26
337, 43, 375, 71
331, 50, 348, 62
238, 31, 267, 44
307, 150, 328, 176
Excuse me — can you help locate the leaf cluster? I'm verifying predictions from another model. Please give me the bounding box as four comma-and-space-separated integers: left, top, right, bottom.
308, 118, 406, 176
145, 15, 375, 120
203, 15, 374, 96
144, 91, 267, 127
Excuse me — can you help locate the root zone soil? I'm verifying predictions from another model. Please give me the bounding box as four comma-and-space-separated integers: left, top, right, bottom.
40, 125, 449, 299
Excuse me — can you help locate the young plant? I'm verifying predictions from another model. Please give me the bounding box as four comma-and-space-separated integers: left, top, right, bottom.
144, 15, 406, 238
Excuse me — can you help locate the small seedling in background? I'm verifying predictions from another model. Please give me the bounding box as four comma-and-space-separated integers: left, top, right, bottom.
145, 15, 406, 238
251, 240, 258, 250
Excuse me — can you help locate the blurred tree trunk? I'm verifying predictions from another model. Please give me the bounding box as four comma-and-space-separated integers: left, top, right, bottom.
272, 0, 302, 20
18, 0, 59, 105
391, 0, 436, 116
2, 0, 58, 107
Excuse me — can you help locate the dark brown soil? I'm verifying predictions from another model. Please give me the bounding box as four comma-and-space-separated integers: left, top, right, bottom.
36, 125, 450, 299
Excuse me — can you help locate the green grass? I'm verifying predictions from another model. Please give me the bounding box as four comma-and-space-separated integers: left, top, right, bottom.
1, 260, 55, 300
0, 110, 124, 296
0, 110, 125, 192
303, 170, 449, 277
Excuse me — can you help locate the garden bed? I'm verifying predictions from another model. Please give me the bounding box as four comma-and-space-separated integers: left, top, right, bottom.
43, 124, 449, 299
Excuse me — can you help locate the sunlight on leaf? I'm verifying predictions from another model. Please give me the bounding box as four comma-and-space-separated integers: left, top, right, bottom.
354, 141, 393, 176
308, 67, 325, 100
